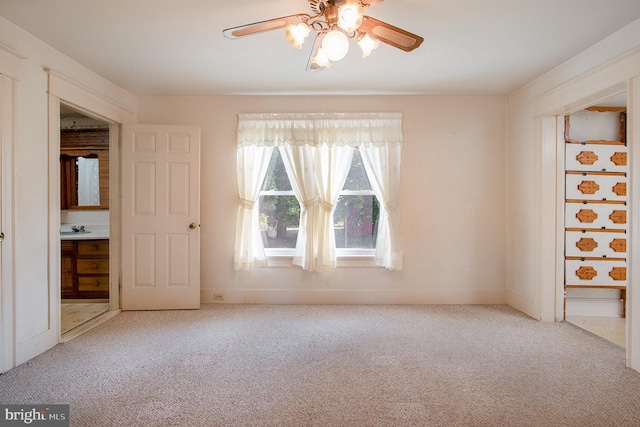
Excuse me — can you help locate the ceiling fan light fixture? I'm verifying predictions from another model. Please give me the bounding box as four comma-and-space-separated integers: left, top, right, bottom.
223, 0, 424, 71
285, 22, 310, 49
338, 1, 364, 33
357, 33, 380, 57
311, 47, 332, 68
321, 29, 349, 61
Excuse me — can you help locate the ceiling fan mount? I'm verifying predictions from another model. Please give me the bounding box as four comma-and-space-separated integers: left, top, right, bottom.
222, 0, 423, 71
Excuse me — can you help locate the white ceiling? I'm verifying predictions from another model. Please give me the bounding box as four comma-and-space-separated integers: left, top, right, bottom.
1, 0, 640, 96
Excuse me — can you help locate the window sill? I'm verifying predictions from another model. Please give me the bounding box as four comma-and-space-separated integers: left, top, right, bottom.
264, 249, 377, 268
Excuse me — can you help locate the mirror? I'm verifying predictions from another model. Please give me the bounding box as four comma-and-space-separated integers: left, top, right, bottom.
76, 156, 100, 206
60, 106, 109, 210
60, 153, 107, 209
60, 152, 108, 209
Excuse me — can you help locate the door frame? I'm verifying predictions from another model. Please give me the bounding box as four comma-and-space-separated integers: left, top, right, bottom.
47, 70, 134, 339
535, 61, 640, 371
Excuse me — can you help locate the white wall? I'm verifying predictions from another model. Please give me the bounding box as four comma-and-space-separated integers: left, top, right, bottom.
137, 95, 507, 304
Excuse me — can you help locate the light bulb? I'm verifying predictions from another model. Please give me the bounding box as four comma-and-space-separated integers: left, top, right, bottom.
321, 30, 349, 61
358, 33, 380, 58
311, 47, 332, 68
285, 22, 310, 49
338, 1, 364, 33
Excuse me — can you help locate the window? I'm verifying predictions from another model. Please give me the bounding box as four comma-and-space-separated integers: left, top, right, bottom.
234, 112, 403, 271
334, 149, 379, 251
259, 149, 300, 249
259, 148, 379, 254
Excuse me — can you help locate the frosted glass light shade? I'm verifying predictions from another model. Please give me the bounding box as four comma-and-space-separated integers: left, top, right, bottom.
285, 22, 310, 49
338, 1, 364, 33
358, 33, 380, 58
311, 47, 332, 68
322, 30, 349, 61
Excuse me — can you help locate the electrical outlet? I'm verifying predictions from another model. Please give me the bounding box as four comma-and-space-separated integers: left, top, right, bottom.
213, 293, 224, 301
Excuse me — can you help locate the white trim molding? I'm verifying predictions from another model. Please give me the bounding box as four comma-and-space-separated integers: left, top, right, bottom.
46, 69, 136, 124
0, 42, 25, 79
47, 71, 129, 344
533, 47, 640, 117
533, 47, 640, 372
627, 76, 640, 371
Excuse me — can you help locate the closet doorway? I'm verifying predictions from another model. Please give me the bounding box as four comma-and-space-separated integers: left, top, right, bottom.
563, 92, 628, 348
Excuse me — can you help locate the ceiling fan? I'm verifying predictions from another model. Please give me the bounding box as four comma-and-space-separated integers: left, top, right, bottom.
222, 0, 424, 71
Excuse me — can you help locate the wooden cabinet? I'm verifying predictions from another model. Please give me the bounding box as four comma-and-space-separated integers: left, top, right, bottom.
564, 109, 627, 317
61, 241, 75, 296
61, 239, 109, 299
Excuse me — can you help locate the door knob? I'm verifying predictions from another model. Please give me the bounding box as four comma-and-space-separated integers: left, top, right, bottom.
189, 223, 198, 230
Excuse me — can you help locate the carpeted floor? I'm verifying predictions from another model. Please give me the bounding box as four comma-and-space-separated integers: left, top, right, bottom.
1, 304, 640, 426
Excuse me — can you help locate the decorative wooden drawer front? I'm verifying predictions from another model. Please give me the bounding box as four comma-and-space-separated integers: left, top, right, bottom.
565, 202, 626, 229
61, 238, 110, 299
565, 231, 626, 258
61, 256, 74, 294
565, 144, 627, 172
566, 173, 627, 201
78, 276, 109, 292
565, 259, 627, 286
76, 259, 109, 275
61, 240, 75, 256
78, 240, 109, 256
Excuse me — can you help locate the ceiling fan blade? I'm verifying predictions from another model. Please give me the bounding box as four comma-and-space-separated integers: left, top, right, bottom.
361, 0, 385, 5
223, 14, 309, 39
306, 32, 327, 72
358, 16, 423, 52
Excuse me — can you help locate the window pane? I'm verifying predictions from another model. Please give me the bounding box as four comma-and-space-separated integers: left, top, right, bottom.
261, 149, 292, 191
260, 150, 299, 248
334, 195, 379, 249
259, 195, 300, 248
342, 149, 371, 191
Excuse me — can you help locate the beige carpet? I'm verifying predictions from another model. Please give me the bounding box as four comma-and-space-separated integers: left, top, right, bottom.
1, 304, 640, 426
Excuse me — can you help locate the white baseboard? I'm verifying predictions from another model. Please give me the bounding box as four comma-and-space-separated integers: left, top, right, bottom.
201, 288, 507, 305
506, 290, 539, 320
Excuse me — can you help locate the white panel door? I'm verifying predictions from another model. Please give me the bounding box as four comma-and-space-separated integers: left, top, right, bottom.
122, 125, 200, 310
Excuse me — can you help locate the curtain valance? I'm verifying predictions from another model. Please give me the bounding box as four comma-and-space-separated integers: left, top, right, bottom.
237, 113, 403, 147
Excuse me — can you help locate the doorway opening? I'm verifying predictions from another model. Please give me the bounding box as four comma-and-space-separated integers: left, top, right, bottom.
562, 92, 628, 348
59, 105, 111, 336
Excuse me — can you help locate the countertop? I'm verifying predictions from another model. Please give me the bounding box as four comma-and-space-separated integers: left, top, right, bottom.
60, 224, 109, 240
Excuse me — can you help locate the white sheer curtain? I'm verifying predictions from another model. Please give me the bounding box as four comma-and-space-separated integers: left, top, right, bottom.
234, 145, 274, 270
313, 144, 354, 270
278, 145, 317, 270
360, 142, 403, 270
235, 112, 404, 271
